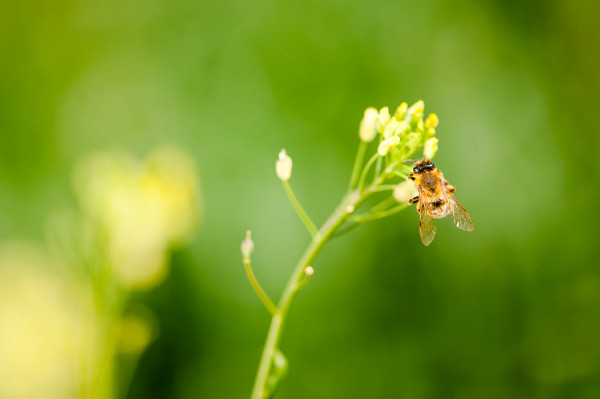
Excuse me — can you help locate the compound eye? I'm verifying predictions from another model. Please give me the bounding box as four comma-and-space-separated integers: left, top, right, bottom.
413, 166, 420, 173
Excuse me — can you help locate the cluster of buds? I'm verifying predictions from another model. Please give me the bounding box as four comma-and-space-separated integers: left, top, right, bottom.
359, 100, 439, 161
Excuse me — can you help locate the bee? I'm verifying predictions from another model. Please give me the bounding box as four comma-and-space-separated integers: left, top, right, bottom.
408, 160, 474, 246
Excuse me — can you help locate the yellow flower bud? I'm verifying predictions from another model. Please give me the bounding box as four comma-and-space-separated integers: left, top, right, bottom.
406, 100, 424, 121
377, 106, 391, 132
394, 102, 408, 120
382, 119, 400, 139
416, 119, 424, 133
424, 127, 436, 140
425, 113, 439, 129
377, 136, 400, 156
396, 121, 409, 136
359, 107, 378, 142
423, 138, 439, 160
276, 149, 293, 181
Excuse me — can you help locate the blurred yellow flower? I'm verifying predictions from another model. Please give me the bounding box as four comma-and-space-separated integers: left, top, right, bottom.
73, 147, 200, 289
0, 243, 91, 399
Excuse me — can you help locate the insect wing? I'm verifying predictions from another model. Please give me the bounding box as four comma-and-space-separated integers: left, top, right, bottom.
442, 184, 474, 231
418, 189, 437, 246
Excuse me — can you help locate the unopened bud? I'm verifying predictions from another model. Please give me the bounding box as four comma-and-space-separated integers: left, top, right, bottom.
425, 113, 439, 129
359, 107, 379, 142
276, 149, 292, 181
406, 100, 424, 121
376, 106, 391, 132
423, 138, 439, 160
402, 132, 420, 157
424, 127, 436, 140
394, 102, 408, 120
377, 136, 400, 156
415, 119, 424, 133
305, 266, 314, 276
241, 230, 254, 259
396, 120, 410, 136
382, 119, 400, 139
393, 180, 418, 203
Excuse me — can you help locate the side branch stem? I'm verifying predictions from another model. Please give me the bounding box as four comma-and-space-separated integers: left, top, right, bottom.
282, 180, 318, 237
250, 191, 365, 399
244, 258, 279, 316
348, 140, 367, 193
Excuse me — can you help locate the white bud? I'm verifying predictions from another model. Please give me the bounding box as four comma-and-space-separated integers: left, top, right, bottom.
393, 180, 418, 203
241, 230, 254, 259
305, 266, 314, 276
423, 138, 439, 160
276, 149, 293, 181
359, 107, 379, 142
377, 106, 391, 132
377, 136, 400, 156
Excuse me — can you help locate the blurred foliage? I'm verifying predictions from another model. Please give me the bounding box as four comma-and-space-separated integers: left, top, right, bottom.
0, 0, 599, 398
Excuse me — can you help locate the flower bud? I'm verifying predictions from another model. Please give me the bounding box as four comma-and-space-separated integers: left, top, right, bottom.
276, 149, 292, 181
393, 180, 418, 203
359, 107, 378, 142
423, 138, 439, 160
394, 102, 408, 121
382, 119, 400, 139
424, 127, 436, 140
406, 100, 424, 121
377, 136, 400, 156
391, 120, 407, 137
376, 107, 390, 133
402, 132, 421, 157
425, 113, 439, 129
241, 230, 254, 259
415, 118, 424, 133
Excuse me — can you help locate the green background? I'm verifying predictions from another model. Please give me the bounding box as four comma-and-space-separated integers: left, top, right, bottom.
1, 0, 599, 397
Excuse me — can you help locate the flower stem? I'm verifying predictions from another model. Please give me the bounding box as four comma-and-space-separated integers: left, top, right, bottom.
349, 202, 409, 223
244, 257, 280, 316
282, 180, 318, 237
250, 191, 365, 399
368, 184, 399, 193
348, 140, 367, 193
358, 153, 379, 194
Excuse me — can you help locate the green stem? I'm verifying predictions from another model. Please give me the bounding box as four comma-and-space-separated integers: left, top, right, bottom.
332, 190, 398, 239
368, 184, 399, 193
370, 196, 398, 212
282, 180, 318, 236
347, 140, 367, 193
393, 171, 408, 179
244, 258, 280, 316
250, 191, 366, 399
358, 153, 379, 194
350, 202, 409, 223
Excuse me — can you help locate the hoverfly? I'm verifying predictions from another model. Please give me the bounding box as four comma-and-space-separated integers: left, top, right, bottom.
408, 160, 474, 246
